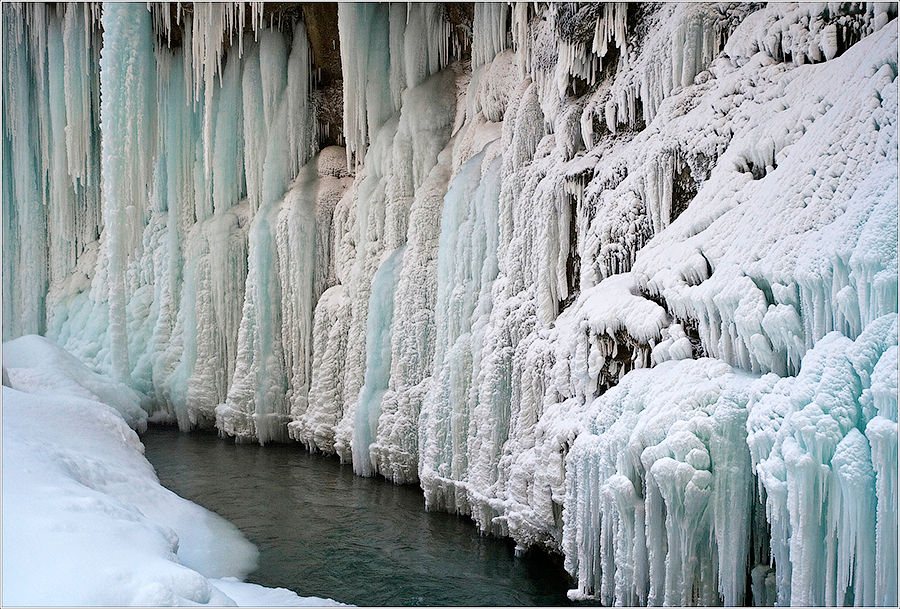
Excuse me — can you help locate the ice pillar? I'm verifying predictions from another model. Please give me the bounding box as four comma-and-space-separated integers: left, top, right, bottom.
98, 2, 155, 384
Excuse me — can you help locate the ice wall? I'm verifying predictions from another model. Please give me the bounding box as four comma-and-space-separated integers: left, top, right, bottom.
2, 3, 344, 443
3, 3, 898, 606
314, 3, 896, 605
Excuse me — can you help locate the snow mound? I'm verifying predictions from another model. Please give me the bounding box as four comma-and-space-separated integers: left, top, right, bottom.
2, 386, 255, 605
2, 336, 350, 606
2, 335, 348, 606
3, 334, 148, 431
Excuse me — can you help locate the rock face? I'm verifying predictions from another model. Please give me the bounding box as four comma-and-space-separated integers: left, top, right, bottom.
2, 3, 897, 606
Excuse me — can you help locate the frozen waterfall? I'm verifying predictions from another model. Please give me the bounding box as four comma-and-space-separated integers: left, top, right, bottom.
2, 2, 897, 606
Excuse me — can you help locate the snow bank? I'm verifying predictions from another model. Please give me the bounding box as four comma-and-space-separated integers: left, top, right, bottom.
3, 334, 148, 430
2, 335, 345, 606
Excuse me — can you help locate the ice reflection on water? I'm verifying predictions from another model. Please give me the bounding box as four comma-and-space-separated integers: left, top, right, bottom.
141, 425, 584, 606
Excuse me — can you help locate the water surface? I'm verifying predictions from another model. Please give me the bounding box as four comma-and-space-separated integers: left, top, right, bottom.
141, 425, 583, 606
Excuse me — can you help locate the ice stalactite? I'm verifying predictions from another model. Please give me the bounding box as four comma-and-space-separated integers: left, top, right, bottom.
630, 10, 898, 378
590, 3, 743, 136
552, 2, 627, 100
3, 4, 48, 340
746, 314, 898, 607
725, 3, 897, 68
472, 3, 509, 70
865, 342, 898, 606
337, 2, 454, 168
337, 3, 392, 169
3, 3, 104, 341
287, 22, 316, 179
17, 3, 327, 439
47, 14, 76, 289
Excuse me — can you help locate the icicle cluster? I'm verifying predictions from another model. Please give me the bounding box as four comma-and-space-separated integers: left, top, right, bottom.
3, 3, 102, 340
747, 314, 898, 606
2, 3, 327, 442
563, 358, 756, 605
338, 2, 453, 168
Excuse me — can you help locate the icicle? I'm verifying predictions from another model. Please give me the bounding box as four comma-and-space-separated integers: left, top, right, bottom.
62, 4, 93, 189
286, 20, 315, 177
47, 13, 77, 287
388, 3, 407, 112
211, 46, 243, 215
337, 2, 392, 168
241, 36, 264, 215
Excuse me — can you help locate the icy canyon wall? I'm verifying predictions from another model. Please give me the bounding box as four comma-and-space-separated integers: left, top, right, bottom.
2, 2, 898, 606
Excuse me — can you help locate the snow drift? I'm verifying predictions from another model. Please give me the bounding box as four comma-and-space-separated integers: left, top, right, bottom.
2, 335, 345, 606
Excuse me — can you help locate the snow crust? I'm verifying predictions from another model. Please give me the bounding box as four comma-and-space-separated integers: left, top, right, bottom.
3, 3, 898, 606
2, 335, 344, 606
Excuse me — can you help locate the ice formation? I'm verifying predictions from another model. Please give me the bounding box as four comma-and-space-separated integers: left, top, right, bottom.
3, 2, 897, 606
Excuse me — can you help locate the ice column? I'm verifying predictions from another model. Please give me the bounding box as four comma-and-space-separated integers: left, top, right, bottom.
99, 2, 155, 384
353, 246, 406, 476
215, 23, 319, 443
277, 163, 319, 426
419, 151, 502, 501
2, 4, 48, 339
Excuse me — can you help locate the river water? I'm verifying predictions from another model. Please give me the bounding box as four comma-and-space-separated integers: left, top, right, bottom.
141, 425, 586, 606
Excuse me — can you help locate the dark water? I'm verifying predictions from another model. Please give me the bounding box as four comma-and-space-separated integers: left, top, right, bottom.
141, 425, 583, 606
